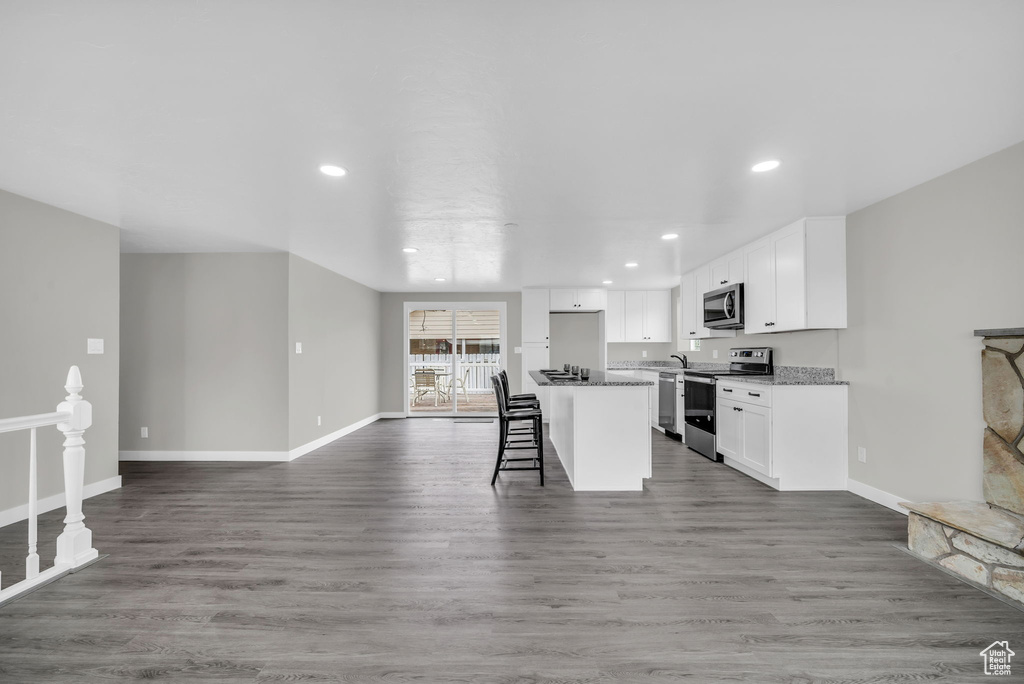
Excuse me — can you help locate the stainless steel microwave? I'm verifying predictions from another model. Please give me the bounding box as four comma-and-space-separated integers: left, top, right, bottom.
703, 283, 744, 329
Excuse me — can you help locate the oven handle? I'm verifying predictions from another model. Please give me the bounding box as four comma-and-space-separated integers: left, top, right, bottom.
684, 376, 715, 385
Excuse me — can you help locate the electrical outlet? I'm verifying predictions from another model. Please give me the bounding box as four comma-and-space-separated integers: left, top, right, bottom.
514, 346, 522, 354
317, 416, 322, 426
295, 342, 303, 354
141, 427, 148, 439
87, 338, 104, 354
642, 350, 647, 358
858, 447, 867, 463
713, 349, 718, 359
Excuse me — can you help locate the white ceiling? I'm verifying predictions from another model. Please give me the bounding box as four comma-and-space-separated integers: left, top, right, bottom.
2, 1, 1023, 292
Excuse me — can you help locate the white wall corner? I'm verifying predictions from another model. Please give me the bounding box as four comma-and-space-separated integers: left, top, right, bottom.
846, 478, 908, 515
0, 475, 122, 529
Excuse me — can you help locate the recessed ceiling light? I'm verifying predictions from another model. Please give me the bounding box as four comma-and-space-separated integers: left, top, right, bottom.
402, 247, 418, 253
319, 164, 347, 177
602, 280, 613, 285
751, 160, 780, 173
661, 233, 679, 240
625, 262, 639, 268
434, 277, 446, 282
503, 222, 519, 228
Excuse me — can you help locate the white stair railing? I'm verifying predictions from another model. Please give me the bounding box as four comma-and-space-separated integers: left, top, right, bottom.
0, 366, 98, 605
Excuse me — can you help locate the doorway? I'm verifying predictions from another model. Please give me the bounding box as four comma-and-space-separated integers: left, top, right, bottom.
404, 302, 506, 417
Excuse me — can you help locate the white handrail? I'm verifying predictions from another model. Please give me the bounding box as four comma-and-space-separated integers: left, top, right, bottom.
0, 411, 71, 434
0, 366, 98, 606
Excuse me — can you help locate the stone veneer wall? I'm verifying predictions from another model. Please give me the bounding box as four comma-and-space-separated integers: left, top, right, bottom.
908, 513, 1024, 602
982, 335, 1024, 515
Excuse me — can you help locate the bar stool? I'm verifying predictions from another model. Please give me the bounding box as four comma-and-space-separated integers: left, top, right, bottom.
497, 369, 538, 435
499, 369, 537, 405
490, 375, 544, 486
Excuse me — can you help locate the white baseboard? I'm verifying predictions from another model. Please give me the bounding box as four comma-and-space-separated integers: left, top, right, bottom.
846, 478, 908, 515
287, 413, 382, 460
0, 475, 122, 529
119, 413, 384, 463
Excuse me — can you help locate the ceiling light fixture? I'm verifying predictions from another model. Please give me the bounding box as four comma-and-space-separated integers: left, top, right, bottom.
402, 247, 418, 253
319, 164, 347, 177
661, 233, 679, 240
751, 160, 780, 173
503, 222, 519, 228
625, 262, 639, 268
434, 277, 446, 282
602, 280, 613, 285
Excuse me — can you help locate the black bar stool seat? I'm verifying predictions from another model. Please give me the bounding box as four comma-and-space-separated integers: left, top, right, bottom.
490, 374, 544, 486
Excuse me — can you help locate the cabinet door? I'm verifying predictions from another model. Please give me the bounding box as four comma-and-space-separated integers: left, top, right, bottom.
771, 223, 807, 332
644, 372, 660, 427
679, 272, 699, 340
577, 289, 607, 311
716, 398, 742, 461
623, 291, 645, 342
744, 238, 774, 332
605, 291, 625, 343
549, 289, 577, 311
522, 343, 550, 419
726, 249, 745, 285
710, 257, 731, 289
693, 265, 714, 337
522, 289, 550, 343
643, 290, 671, 342
740, 403, 772, 476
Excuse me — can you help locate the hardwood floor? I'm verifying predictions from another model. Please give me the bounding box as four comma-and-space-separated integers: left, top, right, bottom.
1, 418, 1022, 682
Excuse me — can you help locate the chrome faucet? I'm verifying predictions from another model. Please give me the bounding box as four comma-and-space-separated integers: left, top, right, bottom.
670, 354, 688, 368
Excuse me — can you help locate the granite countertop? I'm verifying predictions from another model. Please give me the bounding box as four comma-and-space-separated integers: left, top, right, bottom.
606, 363, 849, 386
529, 370, 653, 387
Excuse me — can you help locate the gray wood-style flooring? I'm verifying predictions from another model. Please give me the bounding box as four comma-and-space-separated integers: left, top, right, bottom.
1, 418, 1022, 682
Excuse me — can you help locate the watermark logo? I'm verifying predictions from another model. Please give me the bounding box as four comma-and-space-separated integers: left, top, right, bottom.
980, 641, 1015, 676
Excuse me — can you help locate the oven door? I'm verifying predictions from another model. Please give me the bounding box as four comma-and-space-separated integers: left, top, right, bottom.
703, 284, 743, 329
684, 376, 716, 435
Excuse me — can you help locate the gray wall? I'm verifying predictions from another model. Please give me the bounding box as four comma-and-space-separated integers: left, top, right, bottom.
379, 292, 522, 414
550, 313, 602, 371
288, 255, 382, 449
120, 254, 289, 452
0, 189, 120, 510
838, 140, 1024, 503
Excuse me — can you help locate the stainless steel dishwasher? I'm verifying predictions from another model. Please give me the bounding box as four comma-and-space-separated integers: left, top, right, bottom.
658, 372, 679, 437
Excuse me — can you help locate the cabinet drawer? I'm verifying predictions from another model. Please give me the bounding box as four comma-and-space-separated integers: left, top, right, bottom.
717, 382, 771, 408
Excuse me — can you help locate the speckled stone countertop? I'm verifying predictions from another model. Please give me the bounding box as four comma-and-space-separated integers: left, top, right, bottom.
529, 370, 653, 387
606, 363, 849, 386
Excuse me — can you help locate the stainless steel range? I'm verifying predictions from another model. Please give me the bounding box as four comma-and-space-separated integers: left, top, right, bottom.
683, 347, 773, 461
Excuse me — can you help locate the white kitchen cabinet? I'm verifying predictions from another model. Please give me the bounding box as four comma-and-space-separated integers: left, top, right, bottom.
677, 266, 735, 341
522, 288, 550, 343
605, 290, 625, 343
709, 249, 744, 288
617, 290, 671, 343
716, 380, 847, 490
744, 217, 847, 334
549, 288, 607, 311
521, 343, 550, 419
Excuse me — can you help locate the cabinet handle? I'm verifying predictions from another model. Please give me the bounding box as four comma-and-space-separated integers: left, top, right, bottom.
764, 322, 769, 327
748, 392, 760, 397
723, 388, 733, 393
689, 331, 696, 335
720, 280, 727, 285
734, 406, 743, 412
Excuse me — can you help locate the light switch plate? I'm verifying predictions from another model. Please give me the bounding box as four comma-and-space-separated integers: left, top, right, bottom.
642, 350, 647, 358
858, 447, 867, 463
141, 427, 148, 439
713, 350, 718, 359
514, 346, 522, 354
295, 342, 302, 354
87, 338, 104, 354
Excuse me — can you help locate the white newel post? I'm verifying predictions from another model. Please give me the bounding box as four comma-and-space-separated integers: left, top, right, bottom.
54, 366, 98, 568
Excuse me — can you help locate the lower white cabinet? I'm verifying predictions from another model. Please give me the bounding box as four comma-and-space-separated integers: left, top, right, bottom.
636, 370, 662, 429
715, 380, 847, 490
522, 343, 550, 419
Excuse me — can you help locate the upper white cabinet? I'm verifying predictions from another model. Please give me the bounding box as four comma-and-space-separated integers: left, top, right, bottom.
610, 290, 671, 343
550, 288, 607, 311
678, 266, 736, 343
709, 249, 744, 288
605, 290, 625, 343
522, 288, 550, 343
744, 217, 847, 334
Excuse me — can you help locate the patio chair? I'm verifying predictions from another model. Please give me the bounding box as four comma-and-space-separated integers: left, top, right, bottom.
413, 369, 438, 405
449, 368, 471, 404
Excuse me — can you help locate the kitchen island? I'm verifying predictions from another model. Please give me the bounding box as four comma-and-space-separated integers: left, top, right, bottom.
529, 370, 653, 491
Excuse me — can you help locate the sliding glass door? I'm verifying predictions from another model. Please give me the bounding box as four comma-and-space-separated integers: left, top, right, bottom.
406, 304, 505, 416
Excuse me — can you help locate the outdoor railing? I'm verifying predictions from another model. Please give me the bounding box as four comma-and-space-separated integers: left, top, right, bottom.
0, 366, 98, 606
409, 354, 501, 394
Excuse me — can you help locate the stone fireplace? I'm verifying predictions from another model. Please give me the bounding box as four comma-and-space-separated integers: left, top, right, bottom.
903, 328, 1024, 605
